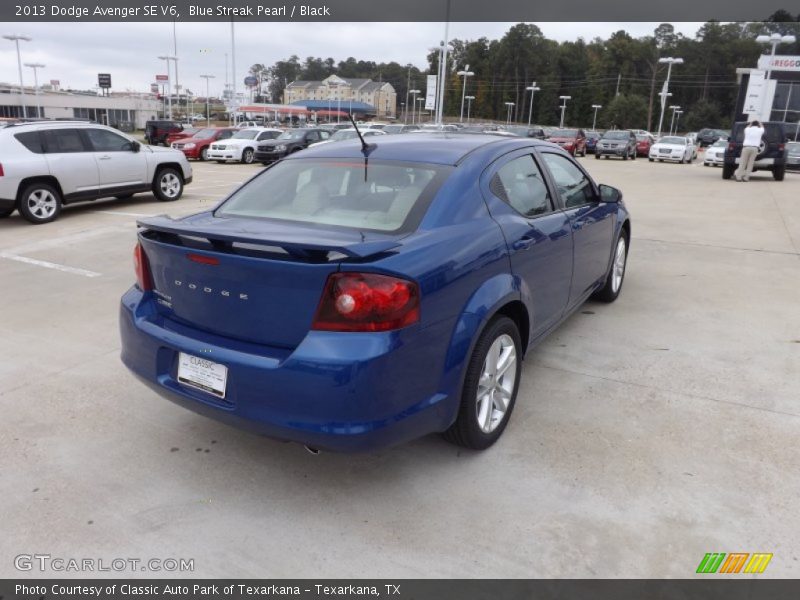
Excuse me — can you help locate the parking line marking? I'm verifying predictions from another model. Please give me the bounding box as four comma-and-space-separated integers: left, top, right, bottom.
94, 210, 150, 217
0, 252, 101, 278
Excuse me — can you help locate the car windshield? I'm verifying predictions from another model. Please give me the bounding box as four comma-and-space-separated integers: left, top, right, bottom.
711, 139, 727, 147
278, 131, 307, 140
788, 142, 800, 155
232, 130, 259, 140
603, 131, 630, 140
383, 125, 404, 133
659, 137, 685, 145
192, 129, 218, 140
330, 130, 358, 141
549, 129, 577, 137
216, 159, 449, 233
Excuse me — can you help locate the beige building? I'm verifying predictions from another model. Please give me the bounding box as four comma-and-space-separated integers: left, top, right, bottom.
283, 75, 397, 118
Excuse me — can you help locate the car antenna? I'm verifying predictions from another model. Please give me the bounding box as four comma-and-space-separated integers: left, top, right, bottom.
347, 113, 376, 181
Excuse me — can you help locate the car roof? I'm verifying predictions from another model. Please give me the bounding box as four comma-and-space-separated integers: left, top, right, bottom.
290, 132, 551, 166
1, 120, 107, 132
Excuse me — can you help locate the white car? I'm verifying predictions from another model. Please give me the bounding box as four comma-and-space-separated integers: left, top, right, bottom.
207, 128, 283, 164
703, 139, 727, 167
309, 128, 387, 147
0, 121, 192, 224
649, 136, 695, 164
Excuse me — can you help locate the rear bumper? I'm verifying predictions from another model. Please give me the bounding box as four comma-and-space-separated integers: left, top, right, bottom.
254, 150, 286, 162
119, 288, 455, 452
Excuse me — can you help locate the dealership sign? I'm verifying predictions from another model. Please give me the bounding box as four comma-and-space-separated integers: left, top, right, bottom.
757, 55, 800, 72
425, 75, 437, 111
155, 74, 169, 82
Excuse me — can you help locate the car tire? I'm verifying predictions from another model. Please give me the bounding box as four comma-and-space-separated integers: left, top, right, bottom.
199, 148, 208, 161
241, 148, 255, 164
722, 164, 735, 180
152, 167, 184, 202
215, 160, 227, 164
443, 315, 522, 450
0, 206, 15, 218
593, 231, 628, 303
18, 182, 62, 224
595, 153, 600, 159
773, 166, 785, 181
630, 148, 636, 160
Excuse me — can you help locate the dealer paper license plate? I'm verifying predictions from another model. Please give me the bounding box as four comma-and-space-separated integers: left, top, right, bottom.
177, 353, 228, 399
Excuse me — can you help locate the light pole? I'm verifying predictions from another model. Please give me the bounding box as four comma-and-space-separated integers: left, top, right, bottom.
158, 55, 178, 119
416, 97, 425, 122
656, 57, 683, 138
668, 105, 681, 135
756, 33, 797, 121
200, 74, 215, 127
559, 95, 572, 128
457, 65, 474, 122
674, 110, 683, 134
591, 104, 602, 131
505, 102, 514, 125
24, 62, 44, 118
3, 34, 31, 119
409, 89, 420, 124
526, 83, 541, 126
401, 102, 406, 123
465, 95, 475, 123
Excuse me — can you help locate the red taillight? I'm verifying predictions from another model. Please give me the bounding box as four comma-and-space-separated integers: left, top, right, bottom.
0, 163, 4, 176
133, 242, 153, 291
312, 272, 420, 332
778, 143, 785, 152
728, 142, 735, 152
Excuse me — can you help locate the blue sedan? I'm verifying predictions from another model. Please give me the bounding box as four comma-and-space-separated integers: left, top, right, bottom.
120, 133, 631, 452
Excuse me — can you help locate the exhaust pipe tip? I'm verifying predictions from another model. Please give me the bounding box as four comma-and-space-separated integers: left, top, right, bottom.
304, 445, 320, 455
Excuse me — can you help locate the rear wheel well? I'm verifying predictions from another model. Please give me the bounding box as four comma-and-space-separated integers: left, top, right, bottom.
16, 176, 64, 205
495, 300, 530, 354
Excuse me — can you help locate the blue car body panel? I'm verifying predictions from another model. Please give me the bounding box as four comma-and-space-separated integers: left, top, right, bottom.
119, 134, 630, 452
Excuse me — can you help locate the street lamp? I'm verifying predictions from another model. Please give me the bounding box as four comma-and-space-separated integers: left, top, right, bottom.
416, 97, 426, 122
200, 74, 215, 127
591, 104, 602, 131
409, 89, 421, 124
668, 105, 681, 135
428, 40, 454, 125
24, 62, 45, 118
158, 55, 179, 119
559, 95, 572, 128
756, 33, 797, 120
3, 34, 31, 119
457, 65, 474, 122
505, 102, 514, 125
656, 57, 683, 138
526, 83, 541, 126
465, 95, 475, 123
674, 110, 683, 134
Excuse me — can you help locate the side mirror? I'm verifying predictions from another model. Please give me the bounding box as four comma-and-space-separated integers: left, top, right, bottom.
130, 141, 141, 153
599, 184, 622, 203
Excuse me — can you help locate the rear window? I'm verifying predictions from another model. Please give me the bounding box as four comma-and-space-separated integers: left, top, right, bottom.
732, 123, 785, 143
14, 131, 44, 153
216, 158, 450, 233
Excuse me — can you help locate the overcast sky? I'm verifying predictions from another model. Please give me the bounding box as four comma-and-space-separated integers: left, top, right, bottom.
0, 22, 705, 96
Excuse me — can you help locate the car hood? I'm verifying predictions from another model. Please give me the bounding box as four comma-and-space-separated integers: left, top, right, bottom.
147, 145, 187, 155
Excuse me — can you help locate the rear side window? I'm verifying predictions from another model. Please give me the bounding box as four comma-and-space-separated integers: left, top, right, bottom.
217, 159, 450, 233
42, 129, 87, 153
492, 155, 552, 217
14, 131, 44, 154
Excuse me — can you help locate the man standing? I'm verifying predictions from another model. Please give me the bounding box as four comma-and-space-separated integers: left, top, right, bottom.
735, 120, 765, 182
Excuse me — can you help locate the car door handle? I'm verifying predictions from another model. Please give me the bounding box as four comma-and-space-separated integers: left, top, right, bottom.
98, 155, 112, 160
512, 237, 536, 251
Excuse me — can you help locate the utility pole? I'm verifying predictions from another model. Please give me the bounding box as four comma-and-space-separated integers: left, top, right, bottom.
615, 73, 621, 96
405, 65, 411, 124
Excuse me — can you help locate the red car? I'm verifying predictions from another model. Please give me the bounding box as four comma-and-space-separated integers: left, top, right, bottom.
636, 133, 655, 157
546, 128, 587, 156
165, 127, 200, 147
171, 127, 237, 161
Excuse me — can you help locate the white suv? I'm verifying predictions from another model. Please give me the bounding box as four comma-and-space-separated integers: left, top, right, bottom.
0, 121, 193, 224
207, 127, 283, 164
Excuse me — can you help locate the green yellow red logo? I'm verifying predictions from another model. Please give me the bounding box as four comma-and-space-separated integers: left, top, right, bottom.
696, 553, 773, 574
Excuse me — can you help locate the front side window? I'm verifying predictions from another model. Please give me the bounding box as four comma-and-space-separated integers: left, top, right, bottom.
492, 155, 552, 217
540, 153, 597, 208
85, 128, 133, 152
216, 159, 448, 233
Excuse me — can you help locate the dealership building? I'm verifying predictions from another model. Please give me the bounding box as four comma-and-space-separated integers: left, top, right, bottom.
0, 82, 162, 129
735, 54, 800, 132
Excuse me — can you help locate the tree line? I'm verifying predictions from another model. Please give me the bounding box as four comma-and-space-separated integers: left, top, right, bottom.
249, 13, 800, 131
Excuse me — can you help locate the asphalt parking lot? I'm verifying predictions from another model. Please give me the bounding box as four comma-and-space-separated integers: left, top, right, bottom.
1, 152, 798, 578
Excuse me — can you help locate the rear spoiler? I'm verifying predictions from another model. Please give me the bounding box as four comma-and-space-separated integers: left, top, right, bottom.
137, 215, 401, 260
